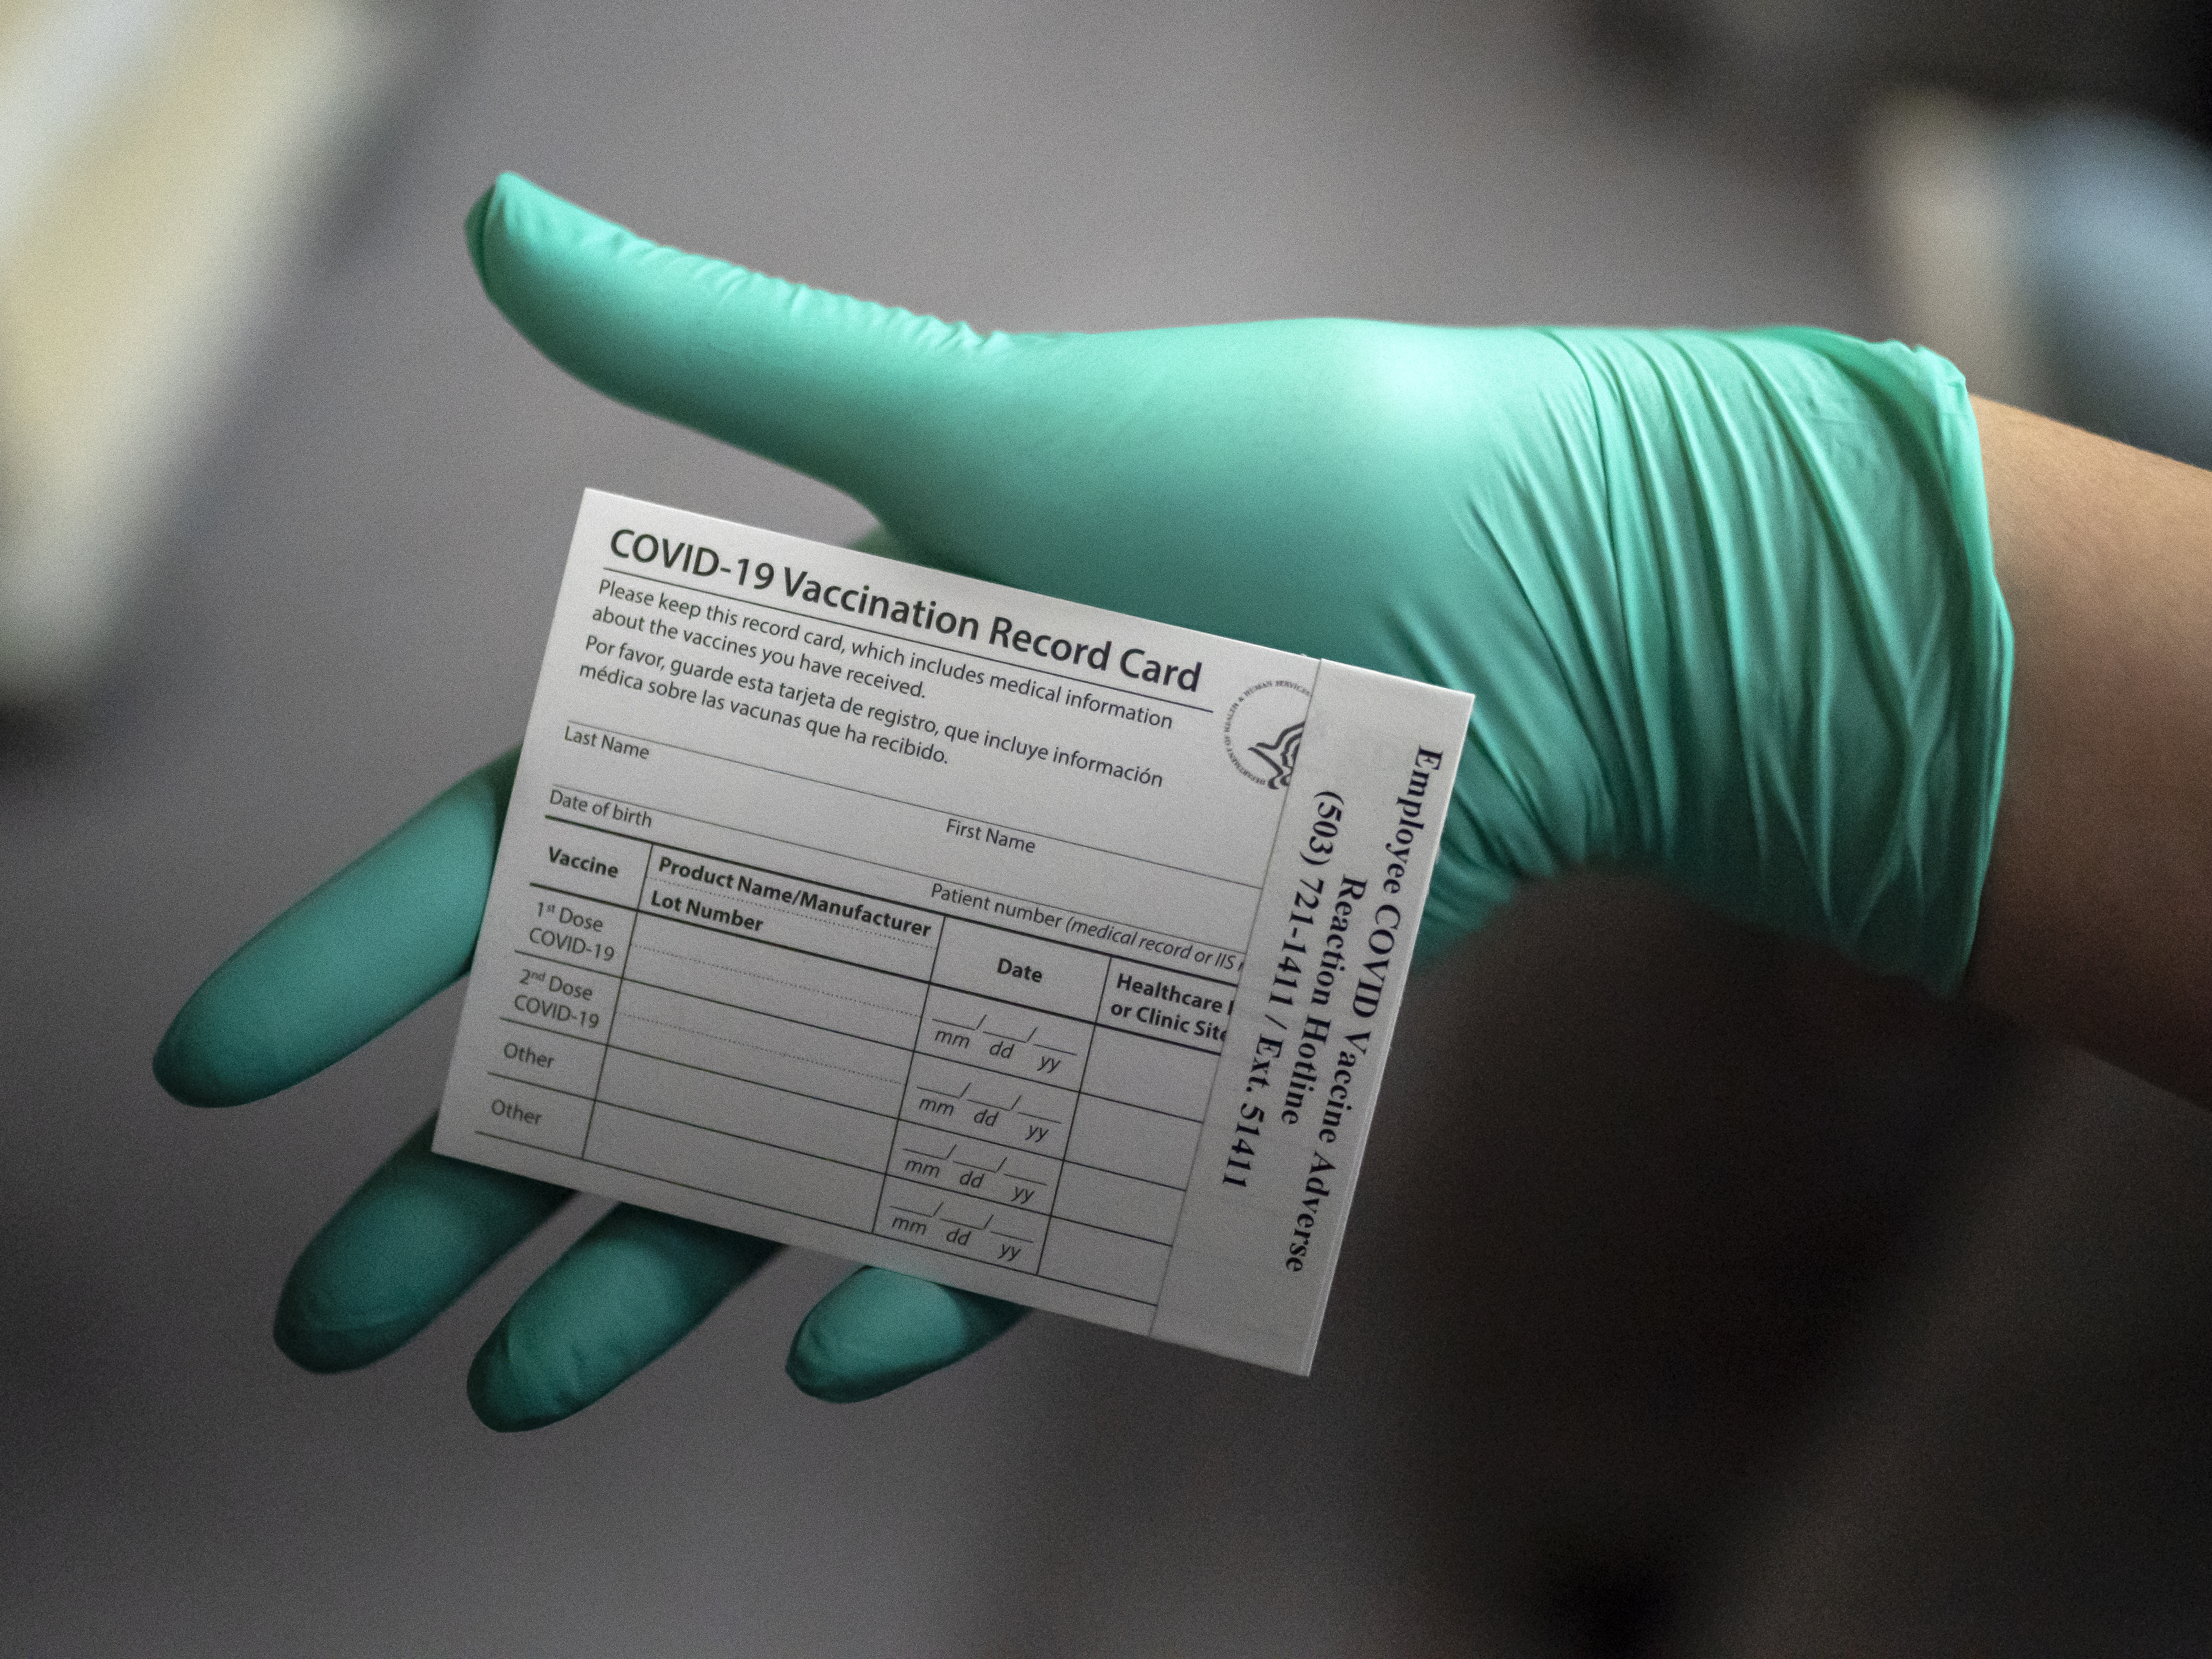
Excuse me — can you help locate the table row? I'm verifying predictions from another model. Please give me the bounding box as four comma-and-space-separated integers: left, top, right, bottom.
471, 1087, 1178, 1304
530, 836, 1239, 1042
484, 1041, 1202, 1205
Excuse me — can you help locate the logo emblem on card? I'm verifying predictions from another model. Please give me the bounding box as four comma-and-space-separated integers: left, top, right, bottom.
1223, 679, 1311, 789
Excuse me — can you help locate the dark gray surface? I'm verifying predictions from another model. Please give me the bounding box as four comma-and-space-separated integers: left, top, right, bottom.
6, 2, 2209, 1653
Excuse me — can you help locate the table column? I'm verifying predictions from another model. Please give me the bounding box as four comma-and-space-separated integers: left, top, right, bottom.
476, 818, 649, 1158
1043, 957, 1234, 1304
581, 845, 938, 1231
873, 919, 1109, 1275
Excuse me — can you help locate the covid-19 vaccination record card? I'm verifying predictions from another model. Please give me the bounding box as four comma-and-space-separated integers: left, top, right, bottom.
435, 491, 1471, 1372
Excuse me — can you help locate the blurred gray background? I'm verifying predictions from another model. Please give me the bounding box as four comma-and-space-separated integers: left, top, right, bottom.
6, 0, 2212, 1653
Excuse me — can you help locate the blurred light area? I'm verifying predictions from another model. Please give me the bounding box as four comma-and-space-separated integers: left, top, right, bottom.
1860, 91, 2212, 466
2000, 108, 2212, 466
1586, 0, 2212, 451
1860, 90, 2054, 412
0, 0, 418, 705
1585, 0, 2212, 135
0, 0, 178, 232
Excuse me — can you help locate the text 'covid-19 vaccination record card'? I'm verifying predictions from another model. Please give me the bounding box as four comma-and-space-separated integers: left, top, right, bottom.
435, 491, 1471, 1373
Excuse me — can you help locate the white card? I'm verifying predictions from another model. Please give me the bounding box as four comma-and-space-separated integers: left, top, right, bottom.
435, 491, 1470, 1372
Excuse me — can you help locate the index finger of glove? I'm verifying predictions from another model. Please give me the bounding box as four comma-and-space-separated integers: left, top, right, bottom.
154, 749, 518, 1107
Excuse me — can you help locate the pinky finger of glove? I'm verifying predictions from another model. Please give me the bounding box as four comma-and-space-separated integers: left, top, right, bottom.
786, 1267, 1027, 1404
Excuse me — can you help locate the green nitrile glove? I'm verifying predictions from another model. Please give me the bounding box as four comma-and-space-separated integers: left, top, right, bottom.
156, 172, 2010, 1426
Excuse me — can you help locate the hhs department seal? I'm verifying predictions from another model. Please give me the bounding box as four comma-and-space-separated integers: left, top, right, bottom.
1223, 678, 1311, 789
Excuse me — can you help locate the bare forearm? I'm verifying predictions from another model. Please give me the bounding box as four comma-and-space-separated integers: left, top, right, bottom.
1967, 397, 2212, 1101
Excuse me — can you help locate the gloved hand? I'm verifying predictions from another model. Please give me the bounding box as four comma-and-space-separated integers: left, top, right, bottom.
156, 173, 2010, 1428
